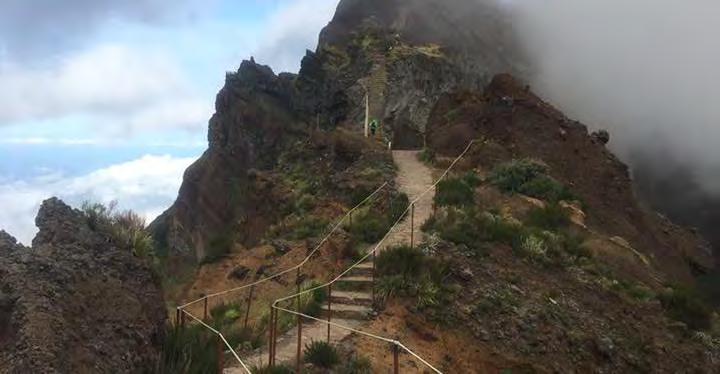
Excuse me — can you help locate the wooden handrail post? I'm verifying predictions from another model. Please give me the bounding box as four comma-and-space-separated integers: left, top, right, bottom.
175, 307, 181, 329
372, 250, 377, 305
180, 308, 186, 328
296, 315, 303, 373
217, 335, 224, 374
296, 269, 302, 312
268, 306, 274, 366
327, 283, 332, 342
244, 285, 254, 330
204, 297, 209, 321
393, 343, 400, 374
410, 203, 415, 249
272, 308, 278, 366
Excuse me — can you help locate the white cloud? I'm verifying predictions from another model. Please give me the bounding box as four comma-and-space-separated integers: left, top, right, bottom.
0, 45, 190, 123
253, 0, 339, 73
0, 154, 195, 244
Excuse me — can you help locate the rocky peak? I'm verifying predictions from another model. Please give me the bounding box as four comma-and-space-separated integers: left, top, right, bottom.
0, 198, 166, 372
32, 197, 96, 248
0, 230, 21, 253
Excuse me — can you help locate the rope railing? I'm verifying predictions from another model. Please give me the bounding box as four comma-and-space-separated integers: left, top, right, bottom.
175, 181, 391, 372
270, 139, 480, 374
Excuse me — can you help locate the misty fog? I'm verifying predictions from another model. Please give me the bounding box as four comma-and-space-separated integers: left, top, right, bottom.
505, 0, 720, 194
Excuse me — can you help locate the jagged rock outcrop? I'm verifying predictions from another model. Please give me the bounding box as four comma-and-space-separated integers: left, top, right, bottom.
0, 198, 166, 373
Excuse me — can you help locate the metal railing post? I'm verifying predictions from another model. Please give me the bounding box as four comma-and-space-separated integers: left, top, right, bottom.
410, 203, 415, 249
327, 283, 332, 342
272, 308, 278, 366
372, 250, 377, 305
217, 335, 224, 374
393, 343, 400, 374
296, 315, 303, 373
244, 285, 254, 330
204, 297, 209, 321
268, 306, 274, 366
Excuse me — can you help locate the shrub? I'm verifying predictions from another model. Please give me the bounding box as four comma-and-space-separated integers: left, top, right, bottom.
304, 340, 340, 368
209, 303, 243, 327
338, 355, 373, 374
526, 203, 571, 230
418, 148, 436, 165
291, 216, 328, 240
489, 159, 547, 193
295, 194, 315, 213
489, 160, 578, 203
435, 177, 475, 207
376, 245, 426, 279
520, 175, 575, 203
658, 287, 712, 330
349, 215, 387, 243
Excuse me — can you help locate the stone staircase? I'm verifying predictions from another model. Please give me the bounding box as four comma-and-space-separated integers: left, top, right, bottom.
324, 261, 374, 321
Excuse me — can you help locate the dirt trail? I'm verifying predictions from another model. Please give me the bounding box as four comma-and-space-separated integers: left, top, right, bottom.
226, 150, 435, 372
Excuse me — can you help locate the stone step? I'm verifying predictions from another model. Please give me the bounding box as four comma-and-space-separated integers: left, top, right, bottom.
322, 303, 373, 320
346, 262, 374, 277
330, 290, 373, 306
335, 276, 374, 292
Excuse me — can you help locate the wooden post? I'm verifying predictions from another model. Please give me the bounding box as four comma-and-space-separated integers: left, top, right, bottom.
175, 308, 181, 328
180, 308, 186, 328
296, 315, 303, 373
204, 297, 209, 321
268, 306, 275, 366
217, 336, 224, 374
372, 250, 377, 305
393, 343, 399, 374
244, 285, 254, 330
410, 203, 415, 249
272, 309, 279, 366
296, 269, 302, 312
327, 283, 332, 342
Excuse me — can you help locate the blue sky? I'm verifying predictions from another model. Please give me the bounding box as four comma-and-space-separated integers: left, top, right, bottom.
0, 0, 340, 243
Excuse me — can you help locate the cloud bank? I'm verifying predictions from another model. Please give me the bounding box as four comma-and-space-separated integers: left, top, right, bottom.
0, 154, 196, 244
507, 0, 720, 193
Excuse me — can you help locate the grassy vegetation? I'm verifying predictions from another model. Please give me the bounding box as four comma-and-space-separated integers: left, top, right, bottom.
526, 203, 571, 230
434, 172, 479, 207
249, 364, 294, 374
348, 193, 409, 244
337, 355, 373, 374
304, 341, 340, 369
417, 148, 436, 165
81, 201, 156, 259
156, 324, 221, 373
658, 286, 713, 331
489, 159, 577, 203
375, 245, 449, 309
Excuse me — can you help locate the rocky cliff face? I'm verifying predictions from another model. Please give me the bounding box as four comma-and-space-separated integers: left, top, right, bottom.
0, 198, 166, 373
153, 0, 527, 261
425, 74, 715, 284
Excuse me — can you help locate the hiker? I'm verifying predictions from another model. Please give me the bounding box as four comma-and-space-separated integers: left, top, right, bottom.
370, 119, 379, 136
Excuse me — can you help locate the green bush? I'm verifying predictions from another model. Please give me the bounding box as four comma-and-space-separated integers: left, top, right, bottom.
435, 177, 475, 207
489, 159, 547, 193
376, 245, 426, 279
304, 340, 340, 368
489, 160, 577, 203
349, 215, 387, 243
209, 303, 243, 327
203, 233, 234, 263
526, 203, 571, 230
658, 287, 712, 330
418, 148, 436, 165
